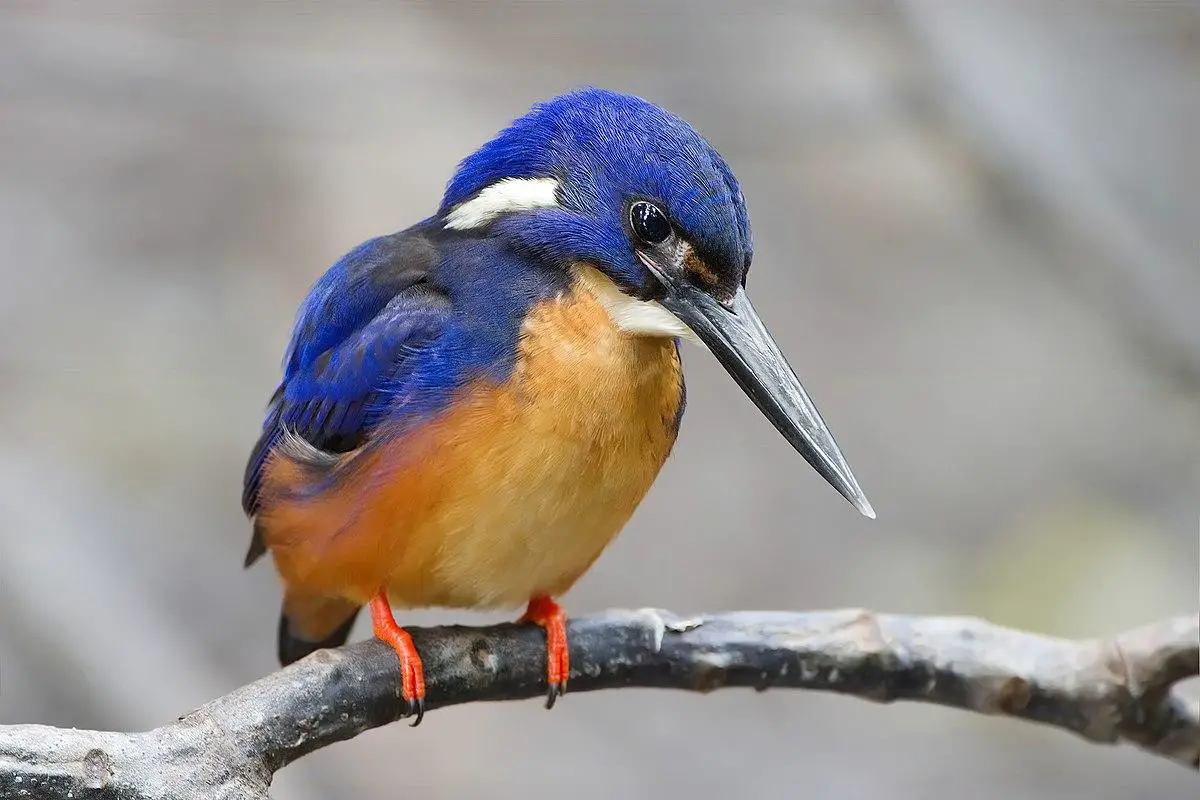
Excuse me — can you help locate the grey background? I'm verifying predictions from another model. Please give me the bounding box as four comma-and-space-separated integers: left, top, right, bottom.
1, 2, 1197, 798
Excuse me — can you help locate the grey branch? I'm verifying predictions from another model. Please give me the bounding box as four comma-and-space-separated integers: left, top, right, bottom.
1, 610, 1196, 798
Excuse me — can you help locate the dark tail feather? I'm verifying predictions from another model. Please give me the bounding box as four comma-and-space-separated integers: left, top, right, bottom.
277, 604, 362, 667
243, 524, 267, 568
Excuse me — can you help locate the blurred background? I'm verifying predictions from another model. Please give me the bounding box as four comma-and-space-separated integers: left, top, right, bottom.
1, 2, 1197, 798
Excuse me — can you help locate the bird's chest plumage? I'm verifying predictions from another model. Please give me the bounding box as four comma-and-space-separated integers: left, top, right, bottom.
260, 270, 683, 609
392, 287, 681, 607
311, 269, 685, 610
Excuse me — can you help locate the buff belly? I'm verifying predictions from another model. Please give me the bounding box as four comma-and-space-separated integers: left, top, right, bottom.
258, 266, 684, 615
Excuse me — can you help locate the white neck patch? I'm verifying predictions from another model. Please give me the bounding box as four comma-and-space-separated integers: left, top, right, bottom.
575, 266, 699, 343
444, 177, 560, 230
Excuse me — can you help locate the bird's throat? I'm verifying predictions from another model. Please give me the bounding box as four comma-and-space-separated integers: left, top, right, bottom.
572, 264, 699, 343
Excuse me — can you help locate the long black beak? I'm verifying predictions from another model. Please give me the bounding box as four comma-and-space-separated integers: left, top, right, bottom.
648, 262, 875, 519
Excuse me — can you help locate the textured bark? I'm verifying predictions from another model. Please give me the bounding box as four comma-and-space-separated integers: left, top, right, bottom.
1, 610, 1196, 798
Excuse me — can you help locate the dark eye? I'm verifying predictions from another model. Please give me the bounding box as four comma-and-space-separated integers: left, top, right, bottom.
629, 201, 672, 245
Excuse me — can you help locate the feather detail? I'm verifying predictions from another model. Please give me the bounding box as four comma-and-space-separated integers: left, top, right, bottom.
254, 266, 684, 610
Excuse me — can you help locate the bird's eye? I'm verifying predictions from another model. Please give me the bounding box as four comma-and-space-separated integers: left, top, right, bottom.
629, 201, 672, 245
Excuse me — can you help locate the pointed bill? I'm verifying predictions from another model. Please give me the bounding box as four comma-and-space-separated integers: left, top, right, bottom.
643, 255, 875, 519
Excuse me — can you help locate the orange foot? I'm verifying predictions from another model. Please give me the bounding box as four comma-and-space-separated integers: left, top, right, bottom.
369, 591, 426, 726
519, 595, 569, 709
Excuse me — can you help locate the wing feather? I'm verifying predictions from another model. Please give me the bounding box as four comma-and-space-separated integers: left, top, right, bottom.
241, 230, 448, 523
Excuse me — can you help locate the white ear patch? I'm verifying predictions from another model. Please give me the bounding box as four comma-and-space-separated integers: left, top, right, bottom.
444, 177, 560, 230
575, 266, 700, 343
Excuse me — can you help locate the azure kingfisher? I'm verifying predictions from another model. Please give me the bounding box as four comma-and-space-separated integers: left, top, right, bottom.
243, 87, 874, 725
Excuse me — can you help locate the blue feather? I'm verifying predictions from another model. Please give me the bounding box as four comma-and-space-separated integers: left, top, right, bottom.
245, 87, 753, 521
242, 222, 567, 516
441, 87, 752, 290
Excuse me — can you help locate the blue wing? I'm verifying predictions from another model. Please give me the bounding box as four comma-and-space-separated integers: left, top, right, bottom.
242, 229, 449, 521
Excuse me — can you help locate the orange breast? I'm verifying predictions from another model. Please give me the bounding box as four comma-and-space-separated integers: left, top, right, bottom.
257, 264, 684, 611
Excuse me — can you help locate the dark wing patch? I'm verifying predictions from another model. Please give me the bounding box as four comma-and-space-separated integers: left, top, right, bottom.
279, 287, 449, 453
281, 230, 439, 378
242, 287, 448, 518
242, 228, 447, 523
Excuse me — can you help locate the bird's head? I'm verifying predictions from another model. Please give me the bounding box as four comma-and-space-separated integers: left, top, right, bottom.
438, 87, 874, 518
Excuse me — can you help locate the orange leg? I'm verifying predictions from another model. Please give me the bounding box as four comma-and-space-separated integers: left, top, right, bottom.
369, 591, 426, 726
519, 595, 569, 709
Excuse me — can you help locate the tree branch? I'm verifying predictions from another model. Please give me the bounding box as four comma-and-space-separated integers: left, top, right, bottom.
1, 610, 1196, 798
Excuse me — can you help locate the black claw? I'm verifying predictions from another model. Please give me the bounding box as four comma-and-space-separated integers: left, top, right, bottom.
406, 696, 425, 727
545, 681, 566, 710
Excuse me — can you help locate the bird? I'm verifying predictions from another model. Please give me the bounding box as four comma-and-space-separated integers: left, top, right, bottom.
242, 87, 874, 726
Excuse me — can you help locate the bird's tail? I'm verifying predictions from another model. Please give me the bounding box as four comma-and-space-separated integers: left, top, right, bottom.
277, 592, 362, 667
